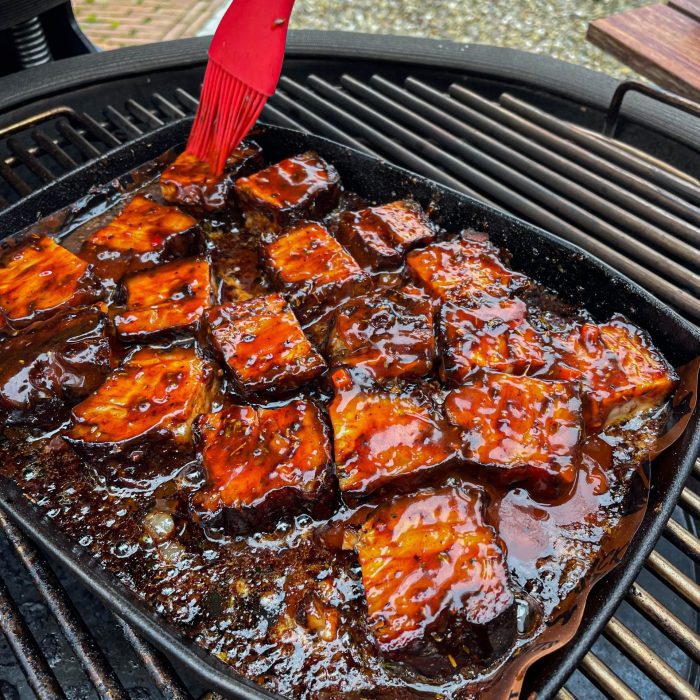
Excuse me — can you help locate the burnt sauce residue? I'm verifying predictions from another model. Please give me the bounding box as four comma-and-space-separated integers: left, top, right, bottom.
0, 164, 670, 699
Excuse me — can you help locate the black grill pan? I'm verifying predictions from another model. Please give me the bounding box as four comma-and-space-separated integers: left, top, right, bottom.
0, 119, 698, 699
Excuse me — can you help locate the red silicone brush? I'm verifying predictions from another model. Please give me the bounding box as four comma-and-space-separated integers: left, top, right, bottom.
187, 0, 296, 175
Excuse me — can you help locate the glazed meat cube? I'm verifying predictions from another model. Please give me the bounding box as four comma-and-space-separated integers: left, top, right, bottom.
337, 199, 436, 269
203, 201, 272, 304
0, 304, 113, 429
550, 315, 678, 431
0, 235, 101, 329
160, 141, 263, 213
207, 227, 271, 303
234, 151, 341, 232
114, 258, 213, 340
64, 346, 217, 485
329, 369, 460, 498
356, 485, 516, 675
406, 238, 529, 303
599, 318, 678, 423
195, 400, 334, 533
439, 297, 545, 383
327, 287, 435, 380
202, 293, 326, 395
445, 371, 583, 495
80, 195, 198, 283
262, 221, 371, 322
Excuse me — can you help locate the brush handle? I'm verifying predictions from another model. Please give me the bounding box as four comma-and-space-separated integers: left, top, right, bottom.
209, 0, 296, 96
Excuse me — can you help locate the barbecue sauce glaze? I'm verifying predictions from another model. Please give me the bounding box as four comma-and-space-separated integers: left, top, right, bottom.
0, 151, 672, 699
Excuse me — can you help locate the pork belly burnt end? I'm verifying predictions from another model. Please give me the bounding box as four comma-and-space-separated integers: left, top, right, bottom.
160, 141, 263, 213
445, 371, 583, 496
549, 316, 678, 431
202, 293, 326, 396
337, 199, 436, 269
207, 227, 271, 303
195, 400, 334, 533
234, 151, 341, 232
80, 195, 199, 283
356, 485, 516, 675
114, 258, 213, 341
64, 346, 217, 485
439, 297, 545, 383
327, 287, 436, 380
0, 305, 113, 429
0, 235, 101, 329
406, 238, 529, 303
262, 221, 370, 322
329, 369, 460, 499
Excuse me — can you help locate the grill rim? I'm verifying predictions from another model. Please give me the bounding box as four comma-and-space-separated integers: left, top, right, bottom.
0, 117, 698, 700
0, 32, 698, 151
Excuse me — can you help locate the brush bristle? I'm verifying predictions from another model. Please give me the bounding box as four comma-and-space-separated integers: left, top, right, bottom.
187, 61, 267, 175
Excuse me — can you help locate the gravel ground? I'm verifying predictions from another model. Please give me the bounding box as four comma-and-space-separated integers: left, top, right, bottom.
203, 0, 646, 78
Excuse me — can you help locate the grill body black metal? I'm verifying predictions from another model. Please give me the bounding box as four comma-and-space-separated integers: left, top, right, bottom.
0, 32, 697, 700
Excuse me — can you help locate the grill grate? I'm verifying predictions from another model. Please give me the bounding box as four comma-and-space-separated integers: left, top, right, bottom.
0, 70, 698, 700
0, 510, 192, 699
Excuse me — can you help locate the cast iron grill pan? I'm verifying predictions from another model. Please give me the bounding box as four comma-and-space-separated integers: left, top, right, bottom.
0, 120, 698, 700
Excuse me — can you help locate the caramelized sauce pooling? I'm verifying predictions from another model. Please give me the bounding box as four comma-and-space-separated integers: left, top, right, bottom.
0, 156, 676, 700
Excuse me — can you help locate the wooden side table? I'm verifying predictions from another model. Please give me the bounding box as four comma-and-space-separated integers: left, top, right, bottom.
588, 1, 700, 101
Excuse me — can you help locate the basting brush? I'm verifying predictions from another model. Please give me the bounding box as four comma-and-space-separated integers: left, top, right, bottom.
187, 0, 296, 175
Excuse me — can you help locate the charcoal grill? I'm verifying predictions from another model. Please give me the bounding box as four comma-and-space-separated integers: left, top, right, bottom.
0, 18, 697, 700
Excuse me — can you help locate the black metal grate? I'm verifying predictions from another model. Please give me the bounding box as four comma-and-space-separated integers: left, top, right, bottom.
0, 71, 698, 700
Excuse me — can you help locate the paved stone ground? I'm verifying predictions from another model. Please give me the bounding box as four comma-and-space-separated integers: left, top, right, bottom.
73, 0, 219, 48
73, 0, 645, 77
